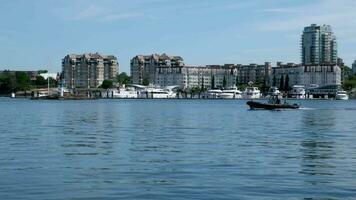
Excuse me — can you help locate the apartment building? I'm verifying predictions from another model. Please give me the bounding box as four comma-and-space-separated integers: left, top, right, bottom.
62, 53, 118, 88
130, 53, 184, 85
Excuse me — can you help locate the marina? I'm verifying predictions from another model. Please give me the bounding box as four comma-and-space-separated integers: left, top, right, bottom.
1, 1, 356, 199
1, 98, 356, 199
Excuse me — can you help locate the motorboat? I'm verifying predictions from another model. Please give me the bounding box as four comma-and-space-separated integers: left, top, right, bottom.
139, 88, 176, 98
219, 88, 242, 99
335, 90, 349, 100
243, 87, 261, 99
113, 87, 138, 98
204, 89, 222, 98
290, 85, 306, 99
247, 94, 299, 110
131, 84, 178, 98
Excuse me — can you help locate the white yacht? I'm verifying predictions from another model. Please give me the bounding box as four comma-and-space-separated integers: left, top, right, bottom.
132, 84, 178, 98
243, 87, 261, 99
290, 85, 306, 99
335, 90, 349, 100
113, 87, 138, 98
204, 89, 222, 98
139, 88, 176, 98
219, 88, 242, 99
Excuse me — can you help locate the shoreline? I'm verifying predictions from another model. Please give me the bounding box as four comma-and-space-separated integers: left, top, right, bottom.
2, 96, 353, 100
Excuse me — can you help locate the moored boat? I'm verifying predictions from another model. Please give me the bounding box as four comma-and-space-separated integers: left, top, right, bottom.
243, 87, 261, 99
335, 90, 349, 100
290, 85, 306, 99
219, 88, 242, 99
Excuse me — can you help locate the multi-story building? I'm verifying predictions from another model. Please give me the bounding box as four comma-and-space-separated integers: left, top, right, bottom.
301, 24, 337, 65
208, 64, 237, 88
352, 60, 356, 75
271, 62, 304, 88
130, 54, 184, 85
182, 66, 212, 89
235, 62, 272, 85
62, 53, 118, 88
130, 54, 271, 89
272, 62, 341, 89
155, 64, 237, 89
303, 65, 341, 87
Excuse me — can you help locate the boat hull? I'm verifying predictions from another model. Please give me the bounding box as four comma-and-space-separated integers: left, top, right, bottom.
335, 95, 349, 100
247, 101, 299, 110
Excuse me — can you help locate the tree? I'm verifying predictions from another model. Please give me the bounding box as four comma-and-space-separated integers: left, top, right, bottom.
272, 76, 276, 87
211, 75, 215, 89
284, 74, 290, 91
235, 76, 239, 87
201, 76, 204, 91
343, 75, 356, 90
223, 76, 227, 88
142, 78, 149, 86
0, 73, 15, 94
191, 87, 200, 96
279, 75, 284, 92
101, 80, 113, 89
15, 72, 31, 91
35, 75, 47, 86
37, 70, 48, 74
117, 72, 131, 85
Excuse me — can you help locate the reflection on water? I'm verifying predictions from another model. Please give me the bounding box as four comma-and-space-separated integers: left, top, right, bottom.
0, 99, 356, 199
300, 110, 336, 178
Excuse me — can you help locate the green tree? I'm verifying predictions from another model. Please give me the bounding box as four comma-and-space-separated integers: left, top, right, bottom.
279, 75, 284, 92
15, 72, 31, 91
142, 78, 149, 86
284, 74, 290, 91
0, 73, 15, 94
343, 75, 356, 90
211, 75, 215, 89
35, 76, 47, 86
101, 80, 113, 89
191, 87, 200, 96
37, 70, 48, 74
117, 72, 131, 85
200, 76, 204, 91
223, 76, 227, 88
272, 76, 276, 87
237, 83, 247, 91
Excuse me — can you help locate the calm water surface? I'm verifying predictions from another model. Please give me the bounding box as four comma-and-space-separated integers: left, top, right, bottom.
0, 98, 356, 199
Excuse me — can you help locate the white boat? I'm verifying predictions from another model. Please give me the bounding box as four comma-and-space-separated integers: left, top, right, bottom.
219, 89, 242, 99
335, 90, 349, 100
243, 87, 261, 99
131, 84, 178, 98
204, 89, 222, 98
139, 88, 176, 98
290, 85, 306, 99
113, 88, 138, 98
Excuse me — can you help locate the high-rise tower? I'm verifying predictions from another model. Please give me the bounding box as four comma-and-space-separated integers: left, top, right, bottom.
301, 24, 337, 65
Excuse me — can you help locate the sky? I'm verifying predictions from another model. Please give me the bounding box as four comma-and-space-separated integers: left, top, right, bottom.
0, 0, 356, 73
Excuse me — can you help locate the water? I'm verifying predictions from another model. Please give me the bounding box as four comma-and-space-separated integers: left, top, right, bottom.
0, 98, 356, 199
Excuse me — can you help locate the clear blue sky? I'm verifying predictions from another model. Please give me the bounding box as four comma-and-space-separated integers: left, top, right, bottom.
1, 0, 355, 73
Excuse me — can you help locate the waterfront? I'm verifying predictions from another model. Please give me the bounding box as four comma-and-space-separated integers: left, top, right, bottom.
1, 98, 356, 199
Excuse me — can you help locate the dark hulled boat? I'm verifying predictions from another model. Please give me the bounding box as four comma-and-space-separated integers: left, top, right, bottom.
246, 101, 299, 110
247, 93, 299, 110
